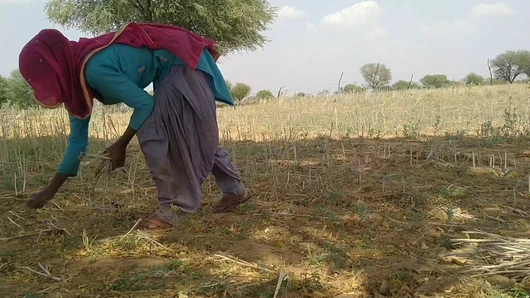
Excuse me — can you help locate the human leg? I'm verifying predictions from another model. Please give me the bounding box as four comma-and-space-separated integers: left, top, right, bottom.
136, 65, 219, 229
211, 148, 252, 213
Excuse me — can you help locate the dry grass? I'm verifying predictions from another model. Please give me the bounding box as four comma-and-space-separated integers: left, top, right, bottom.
2, 85, 530, 297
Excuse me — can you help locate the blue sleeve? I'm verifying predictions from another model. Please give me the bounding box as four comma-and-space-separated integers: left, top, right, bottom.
85, 62, 155, 130
57, 114, 90, 176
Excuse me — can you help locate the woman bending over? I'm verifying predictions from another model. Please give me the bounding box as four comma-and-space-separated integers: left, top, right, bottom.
19, 23, 252, 230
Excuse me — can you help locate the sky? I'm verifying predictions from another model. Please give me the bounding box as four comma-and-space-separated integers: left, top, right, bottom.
0, 0, 529, 95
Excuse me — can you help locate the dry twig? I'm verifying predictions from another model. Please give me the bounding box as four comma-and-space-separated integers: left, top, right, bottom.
136, 231, 171, 250
7, 217, 24, 231
0, 228, 54, 241
120, 219, 142, 239
21, 263, 64, 282
46, 220, 71, 236
273, 270, 288, 298
214, 253, 275, 274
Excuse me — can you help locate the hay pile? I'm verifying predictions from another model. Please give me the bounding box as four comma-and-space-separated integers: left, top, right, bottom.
441, 230, 530, 284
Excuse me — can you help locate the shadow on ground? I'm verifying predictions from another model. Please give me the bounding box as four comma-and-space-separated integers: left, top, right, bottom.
1, 134, 530, 297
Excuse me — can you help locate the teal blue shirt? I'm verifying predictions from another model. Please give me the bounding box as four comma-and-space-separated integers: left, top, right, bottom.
57, 44, 233, 176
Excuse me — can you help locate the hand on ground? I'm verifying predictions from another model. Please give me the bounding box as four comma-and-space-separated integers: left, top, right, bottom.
27, 188, 56, 209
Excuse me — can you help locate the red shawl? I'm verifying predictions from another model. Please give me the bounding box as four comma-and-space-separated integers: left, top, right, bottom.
18, 23, 219, 119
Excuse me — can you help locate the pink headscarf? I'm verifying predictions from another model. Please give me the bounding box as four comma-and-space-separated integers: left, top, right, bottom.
19, 23, 219, 119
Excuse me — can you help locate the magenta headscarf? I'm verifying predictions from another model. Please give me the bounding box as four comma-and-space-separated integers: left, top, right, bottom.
19, 23, 219, 119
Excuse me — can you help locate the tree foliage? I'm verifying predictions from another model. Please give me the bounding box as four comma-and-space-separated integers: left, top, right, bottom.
225, 80, 234, 91
420, 74, 450, 88
392, 80, 420, 90
464, 73, 484, 85
231, 83, 251, 101
0, 76, 9, 107
490, 50, 530, 83
45, 0, 277, 54
342, 83, 365, 93
255, 89, 274, 99
4, 70, 37, 109
360, 63, 392, 89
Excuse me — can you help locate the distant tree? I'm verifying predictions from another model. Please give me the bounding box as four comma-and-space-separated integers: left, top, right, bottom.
464, 73, 484, 85
295, 92, 307, 97
490, 50, 530, 83
231, 83, 251, 101
0, 76, 9, 107
378, 86, 393, 91
342, 83, 364, 93
317, 89, 330, 96
360, 63, 392, 89
492, 78, 507, 85
225, 80, 233, 91
420, 74, 450, 88
45, 0, 276, 54
448, 80, 463, 86
392, 80, 420, 90
255, 89, 274, 99
5, 70, 36, 109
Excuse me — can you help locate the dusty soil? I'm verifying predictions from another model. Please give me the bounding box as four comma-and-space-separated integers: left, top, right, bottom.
2, 136, 530, 297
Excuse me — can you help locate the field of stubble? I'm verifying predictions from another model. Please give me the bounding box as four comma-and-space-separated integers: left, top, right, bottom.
2, 85, 530, 297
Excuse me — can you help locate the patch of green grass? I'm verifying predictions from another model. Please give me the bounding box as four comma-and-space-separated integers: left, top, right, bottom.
394, 272, 414, 283
237, 222, 250, 240
491, 286, 530, 298
60, 236, 82, 252
106, 273, 153, 292
313, 204, 339, 223
0, 250, 19, 258
151, 260, 184, 275
319, 242, 351, 270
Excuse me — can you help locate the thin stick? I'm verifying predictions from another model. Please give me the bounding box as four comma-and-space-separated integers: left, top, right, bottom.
51, 201, 64, 211
7, 217, 24, 231
214, 253, 275, 274
21, 263, 63, 282
385, 216, 474, 228
83, 153, 111, 160
269, 212, 327, 219
8, 210, 23, 220
0, 229, 53, 241
120, 219, 142, 239
273, 270, 288, 298
137, 233, 171, 250
502, 205, 529, 216
46, 220, 71, 236
471, 270, 530, 278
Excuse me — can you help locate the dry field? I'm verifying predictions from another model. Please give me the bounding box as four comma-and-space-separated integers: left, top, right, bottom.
2, 85, 530, 297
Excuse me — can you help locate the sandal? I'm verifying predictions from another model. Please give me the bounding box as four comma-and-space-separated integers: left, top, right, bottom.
212, 191, 252, 213
138, 213, 176, 230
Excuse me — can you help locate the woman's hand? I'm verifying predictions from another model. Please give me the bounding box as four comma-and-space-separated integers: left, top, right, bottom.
104, 141, 127, 170
104, 126, 137, 170
26, 173, 69, 209
27, 187, 57, 209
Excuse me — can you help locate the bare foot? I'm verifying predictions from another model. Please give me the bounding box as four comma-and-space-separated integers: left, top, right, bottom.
138, 213, 174, 230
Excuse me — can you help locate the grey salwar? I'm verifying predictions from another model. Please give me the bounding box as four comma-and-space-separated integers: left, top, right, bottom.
136, 65, 245, 223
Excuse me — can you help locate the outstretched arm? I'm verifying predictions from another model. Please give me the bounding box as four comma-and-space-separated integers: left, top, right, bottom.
27, 114, 90, 208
